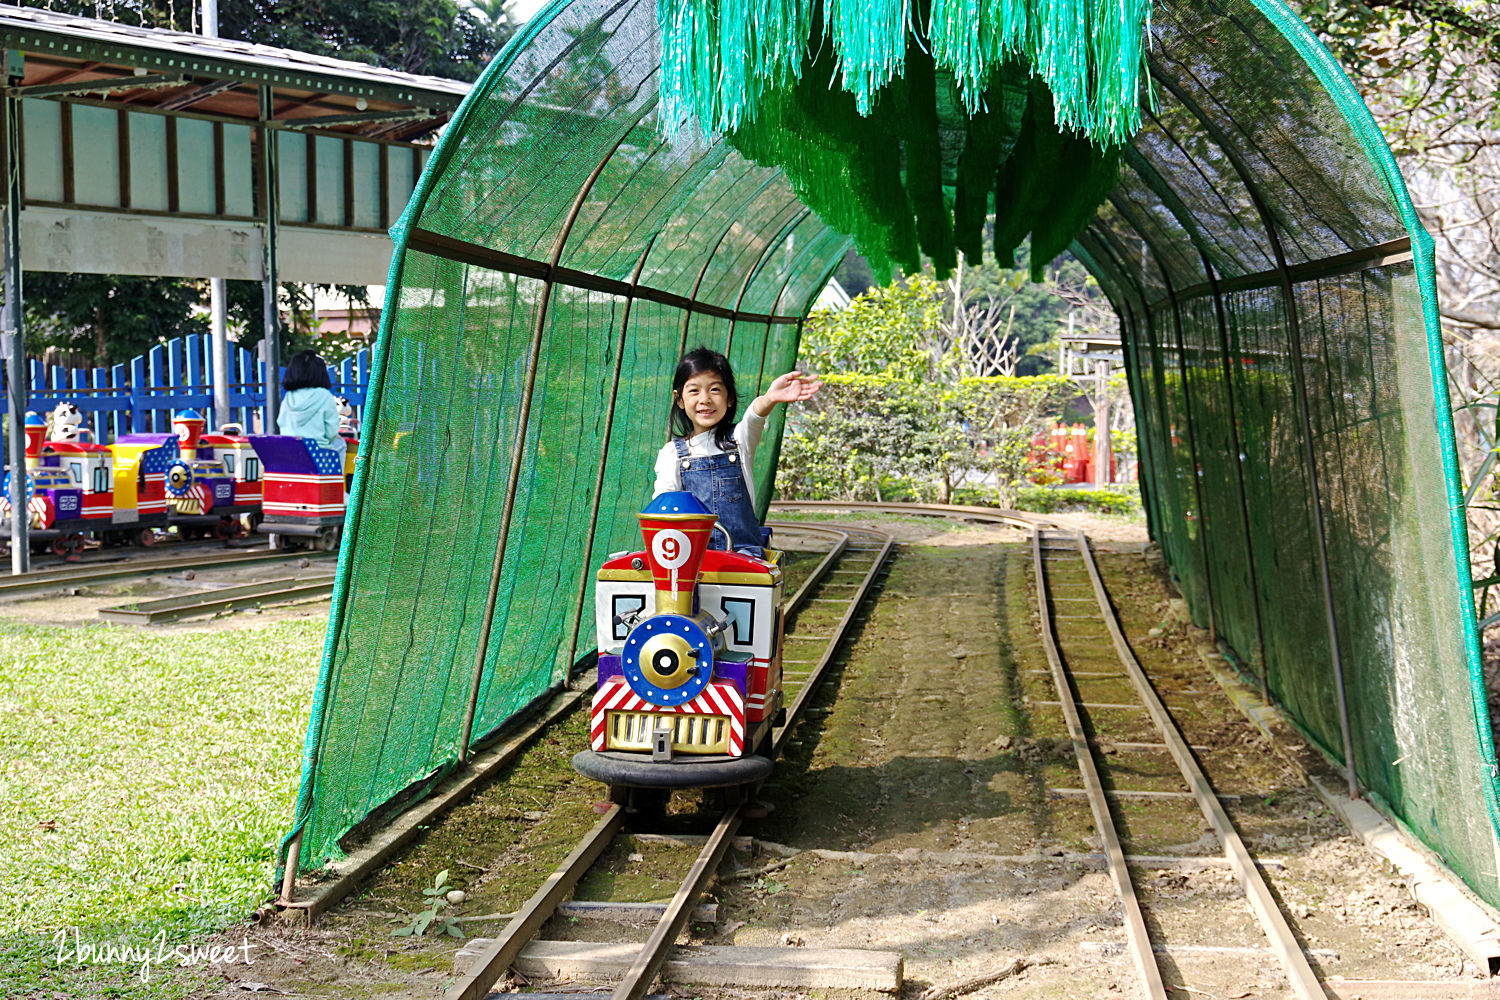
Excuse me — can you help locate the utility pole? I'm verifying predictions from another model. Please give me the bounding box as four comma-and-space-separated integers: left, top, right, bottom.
203, 0, 231, 428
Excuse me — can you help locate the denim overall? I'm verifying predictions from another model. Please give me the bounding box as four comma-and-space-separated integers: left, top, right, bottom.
675, 434, 763, 558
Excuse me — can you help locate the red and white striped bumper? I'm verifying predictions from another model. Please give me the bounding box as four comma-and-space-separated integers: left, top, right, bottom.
591, 677, 746, 756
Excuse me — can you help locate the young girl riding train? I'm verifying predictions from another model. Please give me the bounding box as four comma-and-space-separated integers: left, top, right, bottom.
652, 348, 822, 560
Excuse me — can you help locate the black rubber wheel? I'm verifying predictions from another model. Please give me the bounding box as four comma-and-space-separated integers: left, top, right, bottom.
572, 750, 773, 789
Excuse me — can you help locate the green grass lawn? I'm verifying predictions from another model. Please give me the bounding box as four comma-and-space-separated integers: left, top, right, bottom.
0, 619, 322, 997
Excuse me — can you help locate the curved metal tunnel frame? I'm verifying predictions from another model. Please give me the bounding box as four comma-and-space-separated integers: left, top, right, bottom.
278, 0, 1500, 912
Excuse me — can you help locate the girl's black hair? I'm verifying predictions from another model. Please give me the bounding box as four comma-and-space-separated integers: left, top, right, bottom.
283, 349, 332, 392
670, 346, 737, 449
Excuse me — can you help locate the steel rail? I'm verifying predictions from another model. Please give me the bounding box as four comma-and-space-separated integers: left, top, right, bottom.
611, 805, 743, 1000
773, 525, 894, 756
0, 547, 331, 599
97, 574, 335, 624
1068, 529, 1327, 1000
444, 523, 883, 1000
769, 499, 1058, 532
444, 805, 625, 1000
764, 521, 849, 619
1031, 529, 1167, 1000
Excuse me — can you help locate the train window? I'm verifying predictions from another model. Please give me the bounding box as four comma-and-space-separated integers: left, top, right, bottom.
722, 597, 755, 645
68, 462, 82, 484
222, 453, 236, 475
93, 466, 110, 493
612, 594, 646, 640
245, 458, 261, 481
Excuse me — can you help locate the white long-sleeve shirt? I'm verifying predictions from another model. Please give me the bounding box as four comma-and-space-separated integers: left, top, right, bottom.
652, 409, 766, 503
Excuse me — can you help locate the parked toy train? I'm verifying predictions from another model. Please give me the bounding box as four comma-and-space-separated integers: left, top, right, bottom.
1, 403, 357, 557
572, 492, 784, 793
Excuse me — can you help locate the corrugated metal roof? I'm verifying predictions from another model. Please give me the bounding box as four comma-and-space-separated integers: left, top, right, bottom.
0, 6, 471, 108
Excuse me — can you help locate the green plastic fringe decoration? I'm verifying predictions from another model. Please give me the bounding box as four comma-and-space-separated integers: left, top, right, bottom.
660, 0, 1151, 145
688, 0, 1135, 281
727, 20, 1120, 282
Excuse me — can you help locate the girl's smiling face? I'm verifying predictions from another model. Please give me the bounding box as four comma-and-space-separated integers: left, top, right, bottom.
676, 372, 730, 434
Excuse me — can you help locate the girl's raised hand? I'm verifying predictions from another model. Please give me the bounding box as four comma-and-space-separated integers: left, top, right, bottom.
765, 370, 823, 404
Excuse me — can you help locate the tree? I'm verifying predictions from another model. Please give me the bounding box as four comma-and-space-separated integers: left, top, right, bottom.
24, 273, 208, 363
779, 273, 1074, 504
25, 0, 509, 81
929, 238, 1117, 377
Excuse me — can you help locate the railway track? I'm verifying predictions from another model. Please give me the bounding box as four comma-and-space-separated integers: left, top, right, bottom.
0, 544, 332, 600
1032, 527, 1324, 1000
443, 523, 894, 1000
97, 572, 337, 623
770, 497, 1055, 532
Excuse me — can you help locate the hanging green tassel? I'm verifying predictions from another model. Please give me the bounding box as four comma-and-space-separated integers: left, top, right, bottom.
702, 1, 1127, 282
660, 0, 1150, 144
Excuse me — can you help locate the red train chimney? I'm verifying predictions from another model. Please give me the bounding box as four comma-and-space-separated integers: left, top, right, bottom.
637, 491, 717, 615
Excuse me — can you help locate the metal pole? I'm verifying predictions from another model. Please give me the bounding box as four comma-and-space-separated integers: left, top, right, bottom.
1094, 358, 1110, 485
278, 830, 302, 904
259, 86, 282, 433
2, 91, 24, 574
210, 280, 230, 426
202, 1, 231, 428
1201, 250, 1270, 699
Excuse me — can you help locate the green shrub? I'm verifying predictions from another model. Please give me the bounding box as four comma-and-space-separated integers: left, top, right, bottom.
1011, 484, 1141, 515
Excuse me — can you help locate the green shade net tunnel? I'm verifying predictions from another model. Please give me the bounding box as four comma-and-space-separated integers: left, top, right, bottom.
278, 0, 1500, 908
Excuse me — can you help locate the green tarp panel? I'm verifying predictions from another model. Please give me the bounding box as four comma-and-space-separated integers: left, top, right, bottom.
280, 0, 1500, 913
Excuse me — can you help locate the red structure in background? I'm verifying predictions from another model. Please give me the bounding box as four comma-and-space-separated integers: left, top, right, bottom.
1032, 423, 1118, 484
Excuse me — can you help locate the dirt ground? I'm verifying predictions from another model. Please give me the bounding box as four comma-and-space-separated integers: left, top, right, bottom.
90, 516, 1497, 998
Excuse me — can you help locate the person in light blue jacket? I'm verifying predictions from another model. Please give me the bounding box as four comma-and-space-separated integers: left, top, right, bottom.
277, 349, 345, 462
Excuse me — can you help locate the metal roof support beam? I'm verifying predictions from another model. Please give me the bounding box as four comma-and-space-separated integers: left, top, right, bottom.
1100, 191, 1219, 640
276, 109, 435, 130
1076, 228, 1164, 543
563, 235, 659, 672
3, 90, 25, 575
1150, 61, 1360, 799
1082, 224, 1175, 545
1158, 258, 1219, 644
10, 70, 182, 98
157, 77, 240, 111
1074, 227, 1164, 536
725, 208, 812, 357
259, 85, 282, 433
675, 174, 781, 360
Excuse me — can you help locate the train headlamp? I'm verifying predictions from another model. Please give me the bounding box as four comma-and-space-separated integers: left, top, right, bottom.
621, 612, 715, 706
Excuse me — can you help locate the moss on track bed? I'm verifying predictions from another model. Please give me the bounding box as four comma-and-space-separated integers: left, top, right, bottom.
60, 518, 1491, 997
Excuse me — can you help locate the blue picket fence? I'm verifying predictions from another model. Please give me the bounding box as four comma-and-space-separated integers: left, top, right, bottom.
20, 336, 370, 443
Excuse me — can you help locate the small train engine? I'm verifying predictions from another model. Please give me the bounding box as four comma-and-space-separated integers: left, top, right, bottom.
572, 492, 784, 792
